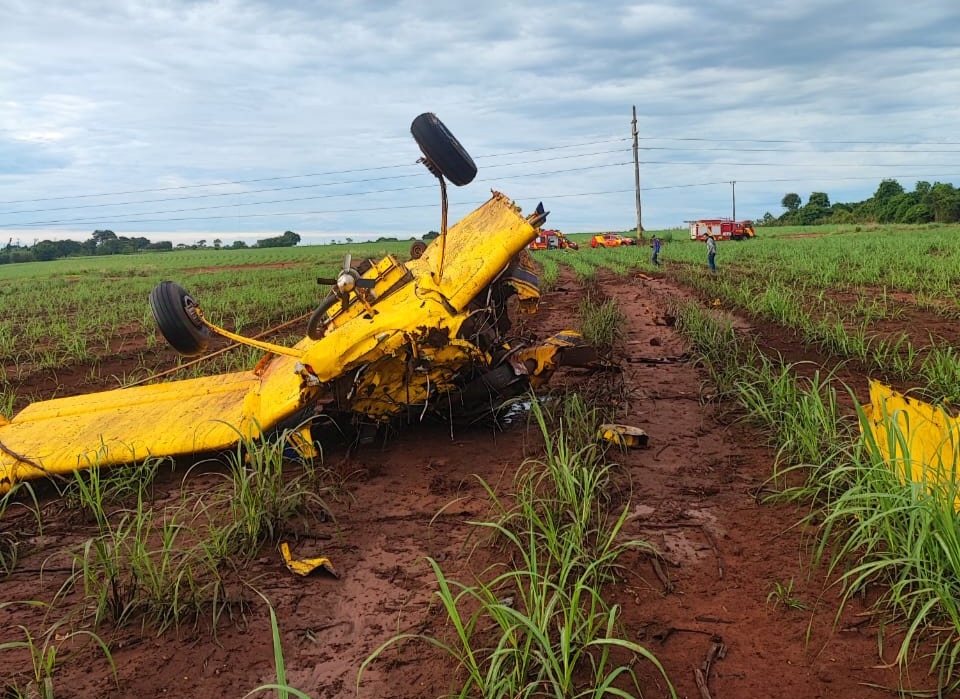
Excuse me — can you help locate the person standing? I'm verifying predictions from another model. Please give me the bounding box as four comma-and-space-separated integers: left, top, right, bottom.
705, 233, 717, 273
651, 235, 661, 266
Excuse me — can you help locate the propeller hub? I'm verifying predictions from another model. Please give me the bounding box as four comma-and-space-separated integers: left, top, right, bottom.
337, 270, 356, 293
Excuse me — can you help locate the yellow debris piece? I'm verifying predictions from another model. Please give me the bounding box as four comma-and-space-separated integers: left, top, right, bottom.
287, 425, 319, 460
280, 542, 338, 578
598, 424, 649, 449
862, 380, 960, 507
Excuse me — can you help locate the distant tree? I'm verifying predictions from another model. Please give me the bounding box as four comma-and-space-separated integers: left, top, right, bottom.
924, 182, 960, 223
32, 240, 59, 261
256, 230, 300, 248
196, 239, 207, 249
794, 192, 831, 225
213, 238, 222, 250
36, 239, 82, 258
91, 229, 116, 245
89, 229, 117, 255
229, 240, 249, 249
100, 238, 122, 255
423, 230, 440, 240
781, 193, 801, 212
8, 248, 34, 263
875, 179, 905, 203
898, 203, 930, 224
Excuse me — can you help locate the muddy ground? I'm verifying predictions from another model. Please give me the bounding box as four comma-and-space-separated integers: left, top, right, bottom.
0, 267, 923, 698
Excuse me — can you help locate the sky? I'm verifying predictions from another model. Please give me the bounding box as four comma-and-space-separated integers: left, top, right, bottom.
2, 0, 959, 247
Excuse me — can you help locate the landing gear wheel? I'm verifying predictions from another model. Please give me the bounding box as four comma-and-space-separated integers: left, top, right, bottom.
409, 240, 427, 260
410, 113, 477, 186
149, 281, 211, 356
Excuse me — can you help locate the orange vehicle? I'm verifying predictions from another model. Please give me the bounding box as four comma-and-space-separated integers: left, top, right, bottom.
590, 233, 635, 248
529, 229, 578, 251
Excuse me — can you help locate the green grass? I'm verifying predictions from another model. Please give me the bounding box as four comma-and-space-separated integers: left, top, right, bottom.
669, 292, 960, 692
243, 593, 316, 699
214, 422, 336, 558
577, 294, 625, 355
809, 404, 960, 691
0, 601, 117, 698
9, 217, 960, 692
765, 579, 808, 611
360, 394, 673, 698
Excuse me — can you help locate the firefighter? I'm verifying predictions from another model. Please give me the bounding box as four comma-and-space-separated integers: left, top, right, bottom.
705, 233, 717, 273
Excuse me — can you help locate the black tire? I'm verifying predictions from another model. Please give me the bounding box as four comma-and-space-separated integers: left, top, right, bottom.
450, 364, 527, 421
409, 240, 428, 260
410, 113, 477, 186
149, 281, 211, 357
306, 292, 340, 340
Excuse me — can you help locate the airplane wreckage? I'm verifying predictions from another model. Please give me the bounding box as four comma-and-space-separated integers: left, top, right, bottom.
3, 115, 941, 501
0, 113, 601, 493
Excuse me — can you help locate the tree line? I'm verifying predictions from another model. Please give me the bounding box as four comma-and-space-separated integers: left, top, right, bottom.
0, 229, 302, 265
763, 179, 960, 226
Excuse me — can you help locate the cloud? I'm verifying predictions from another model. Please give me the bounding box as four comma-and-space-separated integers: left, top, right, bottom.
1, 0, 959, 244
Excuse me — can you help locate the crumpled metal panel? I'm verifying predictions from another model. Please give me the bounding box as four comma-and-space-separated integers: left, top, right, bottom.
862, 379, 960, 505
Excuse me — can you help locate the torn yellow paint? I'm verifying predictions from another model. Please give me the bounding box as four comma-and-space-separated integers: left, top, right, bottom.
862, 379, 960, 505
280, 542, 338, 578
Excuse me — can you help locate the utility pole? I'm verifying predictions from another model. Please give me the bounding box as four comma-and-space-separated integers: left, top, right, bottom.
731, 180, 736, 221
632, 106, 642, 241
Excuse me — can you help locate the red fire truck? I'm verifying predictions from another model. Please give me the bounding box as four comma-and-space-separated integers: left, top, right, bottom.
688, 219, 756, 241
529, 229, 579, 250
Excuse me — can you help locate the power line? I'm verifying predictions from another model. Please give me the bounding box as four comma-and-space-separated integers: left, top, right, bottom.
638, 136, 960, 146
641, 145, 960, 154
3, 124, 959, 232
5, 147, 952, 222
6, 170, 958, 231
0, 137, 632, 206
0, 161, 636, 228
1, 148, 632, 217
6, 131, 955, 208
0, 163, 419, 206
639, 160, 960, 167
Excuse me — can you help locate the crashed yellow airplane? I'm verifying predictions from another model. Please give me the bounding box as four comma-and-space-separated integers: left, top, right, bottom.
0, 114, 595, 493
